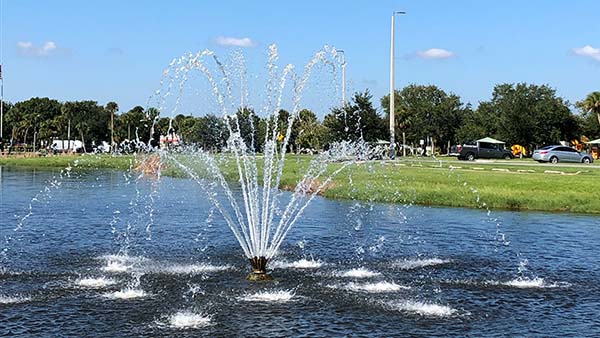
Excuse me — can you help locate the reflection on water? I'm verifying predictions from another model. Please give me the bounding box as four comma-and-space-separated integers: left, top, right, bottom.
1, 167, 599, 337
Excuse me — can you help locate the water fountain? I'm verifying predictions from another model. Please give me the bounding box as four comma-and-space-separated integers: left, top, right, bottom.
1, 44, 594, 337
149, 44, 370, 280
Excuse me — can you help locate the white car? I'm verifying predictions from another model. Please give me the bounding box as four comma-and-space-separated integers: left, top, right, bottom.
532, 145, 593, 164
51, 140, 83, 153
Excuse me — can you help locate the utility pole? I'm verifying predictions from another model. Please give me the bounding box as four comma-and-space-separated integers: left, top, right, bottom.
389, 11, 406, 159
240, 75, 244, 109
0, 0, 3, 145
1, 65, 3, 143
338, 50, 347, 108
110, 110, 114, 151
67, 119, 71, 153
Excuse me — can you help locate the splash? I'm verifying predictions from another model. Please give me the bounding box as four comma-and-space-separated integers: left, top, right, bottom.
99, 254, 146, 273
385, 300, 457, 317
240, 289, 295, 302
501, 277, 562, 289
270, 258, 324, 269
167, 311, 212, 329
104, 288, 149, 300
161, 263, 232, 275
329, 281, 409, 293
102, 261, 132, 273
338, 268, 381, 278
0, 294, 31, 304
393, 258, 452, 270
76, 277, 118, 288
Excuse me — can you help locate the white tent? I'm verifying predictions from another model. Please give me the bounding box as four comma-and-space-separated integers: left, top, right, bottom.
586, 138, 600, 144
476, 137, 505, 144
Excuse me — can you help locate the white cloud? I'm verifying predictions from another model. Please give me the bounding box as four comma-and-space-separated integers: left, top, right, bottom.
17, 40, 58, 56
215, 36, 256, 48
572, 45, 600, 62
416, 48, 455, 60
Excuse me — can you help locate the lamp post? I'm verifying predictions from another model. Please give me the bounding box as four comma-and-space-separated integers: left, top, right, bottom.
337, 50, 347, 108
389, 11, 406, 159
0, 64, 3, 143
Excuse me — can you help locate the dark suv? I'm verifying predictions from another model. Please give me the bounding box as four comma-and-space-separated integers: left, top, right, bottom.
458, 142, 514, 161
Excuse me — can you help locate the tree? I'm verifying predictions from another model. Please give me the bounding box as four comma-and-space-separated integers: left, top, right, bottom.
232, 107, 266, 152
194, 115, 228, 150
457, 102, 498, 142
324, 90, 387, 143
381, 85, 466, 152
105, 101, 119, 149
478, 83, 575, 147
578, 92, 600, 128
576, 109, 600, 140
0, 101, 13, 143
115, 106, 157, 146
292, 109, 326, 151
9, 97, 62, 146
62, 101, 108, 152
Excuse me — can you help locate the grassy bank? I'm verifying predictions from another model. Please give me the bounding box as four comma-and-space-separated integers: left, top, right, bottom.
0, 154, 134, 170
2, 154, 599, 214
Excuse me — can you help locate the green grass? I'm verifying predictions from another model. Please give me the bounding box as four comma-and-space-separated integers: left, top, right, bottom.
0, 154, 135, 170
327, 161, 600, 213
2, 153, 600, 214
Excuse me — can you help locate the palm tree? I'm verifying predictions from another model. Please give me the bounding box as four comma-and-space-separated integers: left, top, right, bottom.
105, 102, 119, 150
581, 92, 600, 126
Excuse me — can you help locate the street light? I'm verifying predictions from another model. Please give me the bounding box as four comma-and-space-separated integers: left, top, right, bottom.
337, 50, 347, 108
389, 10, 406, 159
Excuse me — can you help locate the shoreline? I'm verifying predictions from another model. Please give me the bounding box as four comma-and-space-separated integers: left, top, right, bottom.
2, 154, 599, 215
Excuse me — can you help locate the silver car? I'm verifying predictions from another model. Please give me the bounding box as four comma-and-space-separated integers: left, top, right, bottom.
532, 145, 594, 164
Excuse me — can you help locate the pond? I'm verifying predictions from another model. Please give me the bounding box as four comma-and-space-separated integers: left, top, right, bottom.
1, 166, 599, 337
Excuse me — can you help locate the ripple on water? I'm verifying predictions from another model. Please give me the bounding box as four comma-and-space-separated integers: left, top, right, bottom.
103, 288, 149, 300
0, 294, 31, 304
271, 259, 325, 269
240, 290, 295, 303
328, 281, 410, 293
76, 277, 118, 288
167, 311, 212, 329
338, 268, 381, 278
393, 258, 452, 270
385, 300, 457, 317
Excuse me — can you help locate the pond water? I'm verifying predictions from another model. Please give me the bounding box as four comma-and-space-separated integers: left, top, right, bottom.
1, 166, 599, 337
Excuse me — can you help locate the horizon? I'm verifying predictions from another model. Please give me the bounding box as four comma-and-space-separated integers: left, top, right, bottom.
2, 0, 599, 116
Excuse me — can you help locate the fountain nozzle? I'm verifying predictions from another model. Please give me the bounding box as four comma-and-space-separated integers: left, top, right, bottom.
247, 256, 273, 281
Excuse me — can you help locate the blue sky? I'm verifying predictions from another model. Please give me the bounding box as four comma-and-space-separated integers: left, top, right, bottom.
3, 0, 599, 116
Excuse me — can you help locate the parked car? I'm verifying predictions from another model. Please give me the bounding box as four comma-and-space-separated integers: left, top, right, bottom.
532, 145, 594, 164
94, 141, 111, 153
51, 140, 83, 153
458, 141, 514, 161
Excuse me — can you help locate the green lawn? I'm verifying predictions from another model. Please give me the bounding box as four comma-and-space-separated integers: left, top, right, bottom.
2, 153, 599, 214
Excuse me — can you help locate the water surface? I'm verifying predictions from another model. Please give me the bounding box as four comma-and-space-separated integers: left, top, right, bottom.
1, 167, 599, 337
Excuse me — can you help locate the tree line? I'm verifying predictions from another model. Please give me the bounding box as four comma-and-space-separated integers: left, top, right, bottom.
1, 83, 599, 153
